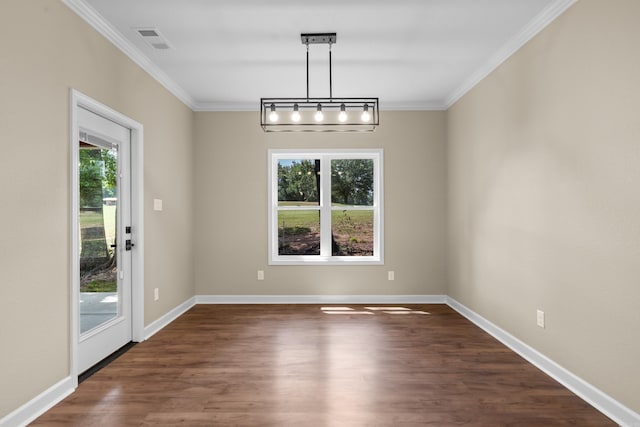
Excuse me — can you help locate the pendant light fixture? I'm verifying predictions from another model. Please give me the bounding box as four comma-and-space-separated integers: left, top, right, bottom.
261, 33, 379, 132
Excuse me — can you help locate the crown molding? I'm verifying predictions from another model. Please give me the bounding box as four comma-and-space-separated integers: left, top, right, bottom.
444, 0, 577, 108
379, 101, 447, 111
62, 0, 197, 109
191, 100, 448, 112
192, 101, 259, 112
63, 0, 576, 113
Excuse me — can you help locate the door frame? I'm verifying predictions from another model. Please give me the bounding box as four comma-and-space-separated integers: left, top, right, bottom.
69, 89, 144, 384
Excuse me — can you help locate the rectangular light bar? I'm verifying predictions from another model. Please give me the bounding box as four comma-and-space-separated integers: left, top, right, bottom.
260, 98, 379, 132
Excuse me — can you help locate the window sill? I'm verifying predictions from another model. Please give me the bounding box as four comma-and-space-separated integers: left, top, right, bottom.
269, 256, 383, 266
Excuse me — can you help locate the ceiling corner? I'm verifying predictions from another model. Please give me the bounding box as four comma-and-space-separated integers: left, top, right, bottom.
62, 0, 197, 110
443, 0, 578, 109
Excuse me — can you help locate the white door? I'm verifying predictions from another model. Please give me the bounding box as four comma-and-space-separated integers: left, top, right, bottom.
77, 107, 133, 373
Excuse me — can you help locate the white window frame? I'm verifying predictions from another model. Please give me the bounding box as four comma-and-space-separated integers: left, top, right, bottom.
268, 149, 384, 265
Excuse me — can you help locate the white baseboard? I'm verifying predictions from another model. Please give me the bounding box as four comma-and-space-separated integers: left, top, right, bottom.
0, 376, 75, 427
195, 294, 447, 304
0, 297, 196, 427
8, 295, 637, 427
446, 297, 640, 427
143, 296, 196, 340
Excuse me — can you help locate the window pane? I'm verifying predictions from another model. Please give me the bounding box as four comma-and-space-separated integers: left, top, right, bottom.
331, 210, 374, 256
278, 210, 320, 255
278, 159, 320, 206
270, 150, 382, 265
79, 145, 118, 334
331, 159, 374, 206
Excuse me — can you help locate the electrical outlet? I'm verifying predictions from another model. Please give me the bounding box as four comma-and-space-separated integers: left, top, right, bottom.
536, 309, 545, 328
154, 288, 159, 301
388, 271, 395, 281
257, 270, 264, 281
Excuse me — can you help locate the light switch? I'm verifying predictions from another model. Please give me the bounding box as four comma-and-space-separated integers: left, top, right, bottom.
153, 199, 163, 211
537, 309, 545, 328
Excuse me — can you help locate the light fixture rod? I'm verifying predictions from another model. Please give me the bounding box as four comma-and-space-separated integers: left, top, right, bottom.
306, 44, 309, 100
329, 43, 333, 99
301, 33, 337, 100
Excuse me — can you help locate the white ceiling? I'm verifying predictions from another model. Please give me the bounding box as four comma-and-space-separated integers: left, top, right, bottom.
65, 0, 575, 111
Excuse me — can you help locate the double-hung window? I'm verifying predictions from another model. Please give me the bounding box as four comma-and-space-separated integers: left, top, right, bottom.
269, 149, 383, 265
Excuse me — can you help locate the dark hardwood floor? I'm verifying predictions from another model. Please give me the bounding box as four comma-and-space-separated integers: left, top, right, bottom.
32, 304, 615, 426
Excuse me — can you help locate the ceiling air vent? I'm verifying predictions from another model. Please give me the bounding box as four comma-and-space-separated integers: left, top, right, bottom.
133, 27, 173, 50
137, 29, 159, 37
151, 43, 170, 50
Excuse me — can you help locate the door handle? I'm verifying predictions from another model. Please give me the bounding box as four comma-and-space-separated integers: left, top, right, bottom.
125, 240, 135, 251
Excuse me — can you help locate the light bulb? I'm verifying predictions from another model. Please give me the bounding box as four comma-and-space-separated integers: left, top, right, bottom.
361, 104, 370, 122
338, 104, 347, 122
291, 104, 300, 122
315, 104, 323, 122
269, 104, 278, 122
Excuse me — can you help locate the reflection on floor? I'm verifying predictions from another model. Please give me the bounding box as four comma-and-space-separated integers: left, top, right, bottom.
33, 304, 616, 426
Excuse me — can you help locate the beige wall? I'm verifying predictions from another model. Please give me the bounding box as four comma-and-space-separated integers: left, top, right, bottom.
2, 0, 639, 421
447, 0, 640, 413
0, 0, 194, 417
194, 111, 448, 296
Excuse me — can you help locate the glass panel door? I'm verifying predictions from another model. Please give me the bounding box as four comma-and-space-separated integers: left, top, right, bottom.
76, 104, 132, 375
79, 141, 119, 334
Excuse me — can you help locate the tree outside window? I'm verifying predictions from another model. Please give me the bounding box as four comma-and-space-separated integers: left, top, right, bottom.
269, 150, 383, 265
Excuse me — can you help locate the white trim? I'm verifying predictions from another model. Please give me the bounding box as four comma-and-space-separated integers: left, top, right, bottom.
378, 101, 447, 111
196, 295, 447, 305
130, 122, 145, 342
0, 376, 74, 427
192, 101, 259, 112
70, 90, 145, 375
62, 1, 575, 113
144, 297, 196, 340
444, 0, 577, 108
62, 0, 196, 110
192, 101, 449, 112
268, 149, 384, 265
8, 295, 638, 426
446, 297, 640, 427
69, 90, 81, 388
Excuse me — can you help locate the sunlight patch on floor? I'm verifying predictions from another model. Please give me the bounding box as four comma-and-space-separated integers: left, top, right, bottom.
322, 310, 374, 315
321, 306, 430, 315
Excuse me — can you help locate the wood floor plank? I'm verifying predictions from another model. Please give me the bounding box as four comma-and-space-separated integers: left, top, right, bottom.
32, 304, 616, 426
